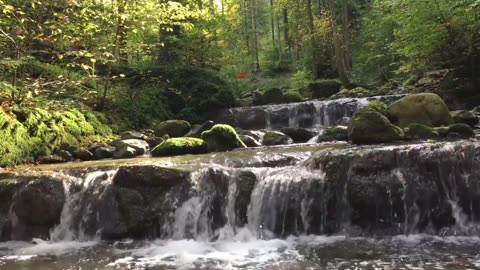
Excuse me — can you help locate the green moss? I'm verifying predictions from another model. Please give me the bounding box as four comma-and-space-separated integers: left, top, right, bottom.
367, 100, 388, 116
0, 106, 113, 167
262, 88, 284, 104
434, 126, 450, 137
151, 137, 208, 157
201, 124, 247, 151
348, 108, 404, 144
405, 123, 439, 140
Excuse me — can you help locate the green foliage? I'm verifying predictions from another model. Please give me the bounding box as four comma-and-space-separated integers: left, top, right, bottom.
0, 106, 112, 166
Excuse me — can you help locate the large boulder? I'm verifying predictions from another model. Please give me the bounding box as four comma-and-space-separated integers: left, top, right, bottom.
262, 131, 292, 146
154, 120, 191, 137
113, 146, 137, 159
348, 108, 404, 144
201, 124, 247, 152
94, 146, 116, 160
151, 137, 208, 157
450, 110, 479, 127
387, 93, 454, 128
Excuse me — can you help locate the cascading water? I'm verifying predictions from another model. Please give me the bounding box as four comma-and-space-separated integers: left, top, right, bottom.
2, 141, 480, 269
219, 95, 405, 130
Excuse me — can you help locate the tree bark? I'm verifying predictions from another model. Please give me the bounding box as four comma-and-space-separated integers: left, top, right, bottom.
306, 0, 318, 78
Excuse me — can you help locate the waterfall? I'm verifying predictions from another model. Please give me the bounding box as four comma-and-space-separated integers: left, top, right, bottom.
220, 95, 405, 130
50, 170, 118, 241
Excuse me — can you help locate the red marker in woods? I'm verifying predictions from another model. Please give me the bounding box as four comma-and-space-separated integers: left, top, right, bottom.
237, 71, 247, 78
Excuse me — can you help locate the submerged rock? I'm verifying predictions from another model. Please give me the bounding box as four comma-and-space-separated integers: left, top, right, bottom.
387, 93, 453, 128
201, 124, 247, 152
262, 131, 292, 146
151, 137, 208, 157
348, 108, 404, 144
154, 120, 191, 138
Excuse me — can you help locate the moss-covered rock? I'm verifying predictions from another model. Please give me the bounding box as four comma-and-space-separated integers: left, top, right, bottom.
201, 124, 247, 152
317, 126, 348, 142
348, 108, 404, 144
434, 126, 450, 137
262, 131, 292, 146
446, 123, 475, 138
367, 100, 388, 116
154, 120, 191, 138
405, 124, 439, 140
450, 110, 479, 127
330, 87, 370, 99
151, 137, 208, 157
283, 91, 303, 103
184, 120, 215, 138
262, 88, 284, 105
280, 127, 317, 143
308, 79, 342, 99
387, 93, 453, 128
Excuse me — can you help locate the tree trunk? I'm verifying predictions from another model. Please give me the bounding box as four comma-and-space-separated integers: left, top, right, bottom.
306, 0, 318, 78
282, 8, 290, 50
115, 0, 128, 64
251, 0, 260, 72
271, 0, 275, 46
329, 0, 349, 85
342, 0, 351, 73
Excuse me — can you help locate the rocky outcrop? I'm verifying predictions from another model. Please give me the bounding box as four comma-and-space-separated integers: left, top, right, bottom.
262, 131, 292, 146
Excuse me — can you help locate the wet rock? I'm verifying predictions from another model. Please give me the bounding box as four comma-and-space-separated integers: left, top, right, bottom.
281, 127, 318, 143
9, 177, 65, 240
54, 149, 74, 162
37, 155, 67, 164
262, 131, 292, 146
235, 108, 268, 130
234, 171, 257, 226
450, 110, 479, 127
348, 108, 404, 144
112, 139, 149, 156
94, 146, 116, 160
387, 93, 454, 128
113, 146, 137, 159
239, 135, 261, 147
201, 124, 246, 152
121, 131, 146, 140
237, 129, 265, 141
154, 120, 191, 138
184, 120, 215, 138
145, 137, 164, 149
73, 148, 94, 161
151, 137, 208, 157
88, 142, 109, 153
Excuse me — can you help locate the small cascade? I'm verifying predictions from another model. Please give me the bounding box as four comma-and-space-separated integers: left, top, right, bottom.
219, 94, 405, 130
50, 170, 118, 241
